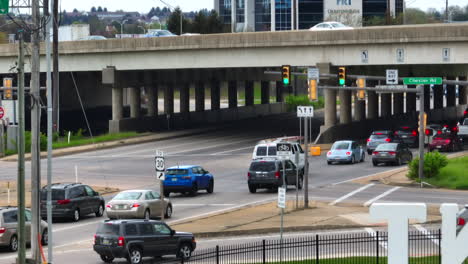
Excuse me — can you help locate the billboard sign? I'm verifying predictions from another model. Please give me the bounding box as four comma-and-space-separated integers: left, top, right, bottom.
324, 0, 363, 27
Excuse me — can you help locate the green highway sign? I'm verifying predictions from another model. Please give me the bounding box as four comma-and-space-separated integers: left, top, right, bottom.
403, 77, 442, 85
0, 0, 8, 14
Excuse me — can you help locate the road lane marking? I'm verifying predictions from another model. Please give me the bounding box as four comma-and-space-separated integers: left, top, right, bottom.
169, 138, 257, 155
414, 224, 439, 245
363, 187, 400, 207
332, 167, 404, 186
365, 227, 388, 249
210, 146, 253, 155
329, 183, 375, 206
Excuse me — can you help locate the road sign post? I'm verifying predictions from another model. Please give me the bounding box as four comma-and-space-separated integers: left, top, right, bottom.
417, 85, 425, 188
155, 150, 166, 220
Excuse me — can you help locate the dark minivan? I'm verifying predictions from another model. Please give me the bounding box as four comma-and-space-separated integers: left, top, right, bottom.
40, 183, 105, 222
247, 159, 303, 193
366, 130, 402, 155
94, 219, 196, 264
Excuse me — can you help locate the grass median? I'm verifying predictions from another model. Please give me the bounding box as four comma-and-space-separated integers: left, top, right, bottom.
421, 156, 468, 190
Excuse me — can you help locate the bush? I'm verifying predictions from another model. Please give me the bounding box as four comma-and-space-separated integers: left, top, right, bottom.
407, 151, 449, 180
285, 95, 325, 112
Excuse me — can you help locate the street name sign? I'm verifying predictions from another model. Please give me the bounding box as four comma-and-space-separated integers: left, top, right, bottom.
297, 106, 314, 118
277, 187, 286, 208
403, 77, 442, 85
155, 150, 165, 181
386, 69, 398, 85
276, 143, 292, 157
0, 0, 8, 14
0, 106, 4, 119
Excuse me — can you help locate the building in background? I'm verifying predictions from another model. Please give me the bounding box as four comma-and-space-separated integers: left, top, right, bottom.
214, 0, 404, 32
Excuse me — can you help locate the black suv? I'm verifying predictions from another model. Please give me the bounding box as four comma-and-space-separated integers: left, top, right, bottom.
93, 219, 196, 264
366, 130, 402, 155
40, 183, 105, 222
247, 159, 303, 193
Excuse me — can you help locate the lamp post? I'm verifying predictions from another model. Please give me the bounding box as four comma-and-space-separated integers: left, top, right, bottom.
138, 25, 146, 34
118, 19, 128, 38
160, 0, 182, 35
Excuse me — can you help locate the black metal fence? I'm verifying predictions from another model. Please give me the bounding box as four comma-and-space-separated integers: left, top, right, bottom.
163, 229, 454, 264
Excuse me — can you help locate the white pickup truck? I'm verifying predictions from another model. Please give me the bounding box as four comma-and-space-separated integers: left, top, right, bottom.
458, 118, 468, 142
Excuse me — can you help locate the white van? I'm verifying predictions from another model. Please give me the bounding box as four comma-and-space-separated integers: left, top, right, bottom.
252, 140, 305, 171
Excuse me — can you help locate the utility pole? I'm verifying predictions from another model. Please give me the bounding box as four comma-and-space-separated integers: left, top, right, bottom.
30, 0, 42, 262
445, 0, 449, 22
304, 116, 309, 208
418, 85, 425, 187
17, 31, 26, 264
52, 0, 59, 132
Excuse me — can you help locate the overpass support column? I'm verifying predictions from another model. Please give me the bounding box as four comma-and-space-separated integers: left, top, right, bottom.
459, 76, 467, 105
446, 77, 456, 107
354, 93, 366, 121
228, 81, 238, 108
145, 72, 158, 117
245, 81, 254, 106
339, 90, 351, 124
164, 83, 174, 115
324, 89, 337, 127
130, 87, 141, 118
433, 84, 443, 109
406, 85, 417, 113
424, 85, 431, 111
261, 81, 270, 104
112, 84, 123, 121
393, 93, 404, 115
367, 81, 378, 119
380, 94, 392, 117
276, 81, 284, 102
210, 79, 221, 111
195, 81, 205, 112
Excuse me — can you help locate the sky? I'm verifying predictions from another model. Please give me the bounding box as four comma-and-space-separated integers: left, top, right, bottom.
61, 0, 468, 14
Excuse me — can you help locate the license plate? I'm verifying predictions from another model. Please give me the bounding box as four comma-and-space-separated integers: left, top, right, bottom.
381, 153, 388, 156
402, 135, 408, 138
172, 178, 177, 181
117, 205, 126, 210
102, 239, 111, 245
437, 146, 442, 149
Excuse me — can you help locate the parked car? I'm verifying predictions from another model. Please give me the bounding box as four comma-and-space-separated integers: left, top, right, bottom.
372, 143, 413, 166
247, 158, 303, 193
163, 166, 214, 197
458, 118, 468, 143
252, 138, 305, 172
394, 126, 418, 147
327, 140, 365, 164
456, 205, 468, 233
93, 219, 196, 264
144, 30, 176, 37
429, 133, 463, 152
0, 207, 48, 251
40, 183, 105, 222
309, 21, 353, 31
106, 190, 172, 220
366, 131, 402, 155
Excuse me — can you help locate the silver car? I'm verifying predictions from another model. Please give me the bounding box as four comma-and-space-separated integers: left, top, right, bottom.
106, 190, 172, 220
0, 207, 48, 251
327, 140, 365, 164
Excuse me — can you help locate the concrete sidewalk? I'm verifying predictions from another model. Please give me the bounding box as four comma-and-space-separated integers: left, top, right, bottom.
170, 200, 441, 238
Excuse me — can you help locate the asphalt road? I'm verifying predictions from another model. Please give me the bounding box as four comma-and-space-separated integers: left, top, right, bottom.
0, 113, 466, 263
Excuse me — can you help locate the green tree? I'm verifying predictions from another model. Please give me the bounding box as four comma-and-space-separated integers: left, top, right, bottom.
97, 6, 103, 12
90, 6, 96, 12
103, 7, 108, 12
206, 10, 224, 33
166, 7, 189, 35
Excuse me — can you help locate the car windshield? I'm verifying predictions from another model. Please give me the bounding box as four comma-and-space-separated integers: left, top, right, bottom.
96, 223, 120, 235
256, 146, 267, 156
332, 142, 350, 150
331, 23, 345, 28
375, 144, 397, 151
166, 169, 188, 175
250, 162, 276, 171
113, 192, 142, 200
158, 30, 173, 36
41, 189, 65, 200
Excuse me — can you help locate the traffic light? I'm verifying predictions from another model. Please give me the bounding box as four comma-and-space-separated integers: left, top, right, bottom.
356, 77, 365, 100
308, 79, 317, 101
338, 67, 346, 86
418, 113, 427, 131
3, 77, 12, 100
282, 65, 290, 85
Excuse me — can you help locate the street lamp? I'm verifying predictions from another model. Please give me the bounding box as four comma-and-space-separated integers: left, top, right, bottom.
118, 19, 128, 38
137, 25, 146, 34
159, 0, 182, 34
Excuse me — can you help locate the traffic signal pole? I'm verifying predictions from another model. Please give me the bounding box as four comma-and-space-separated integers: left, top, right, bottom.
417, 85, 425, 187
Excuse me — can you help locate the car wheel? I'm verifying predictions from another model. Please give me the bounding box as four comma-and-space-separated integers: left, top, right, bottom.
177, 243, 193, 260
372, 161, 378, 167
128, 247, 143, 264
396, 158, 402, 166
297, 177, 303, 190
165, 204, 173, 219
95, 204, 104, 217
189, 183, 198, 196
207, 179, 214, 194
41, 229, 48, 246
100, 255, 114, 263
248, 184, 257, 193
164, 190, 170, 197
144, 209, 151, 220
72, 208, 80, 222
327, 161, 332, 165
367, 150, 372, 155
9, 235, 18, 252
361, 153, 365, 162
350, 156, 355, 164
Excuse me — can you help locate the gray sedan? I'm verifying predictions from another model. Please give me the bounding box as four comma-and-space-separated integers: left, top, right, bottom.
327, 140, 365, 164
106, 190, 172, 220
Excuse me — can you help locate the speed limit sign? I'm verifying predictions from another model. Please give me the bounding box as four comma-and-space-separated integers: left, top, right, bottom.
155, 150, 165, 180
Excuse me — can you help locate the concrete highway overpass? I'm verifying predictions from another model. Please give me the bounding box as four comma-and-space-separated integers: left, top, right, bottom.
0, 23, 467, 139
